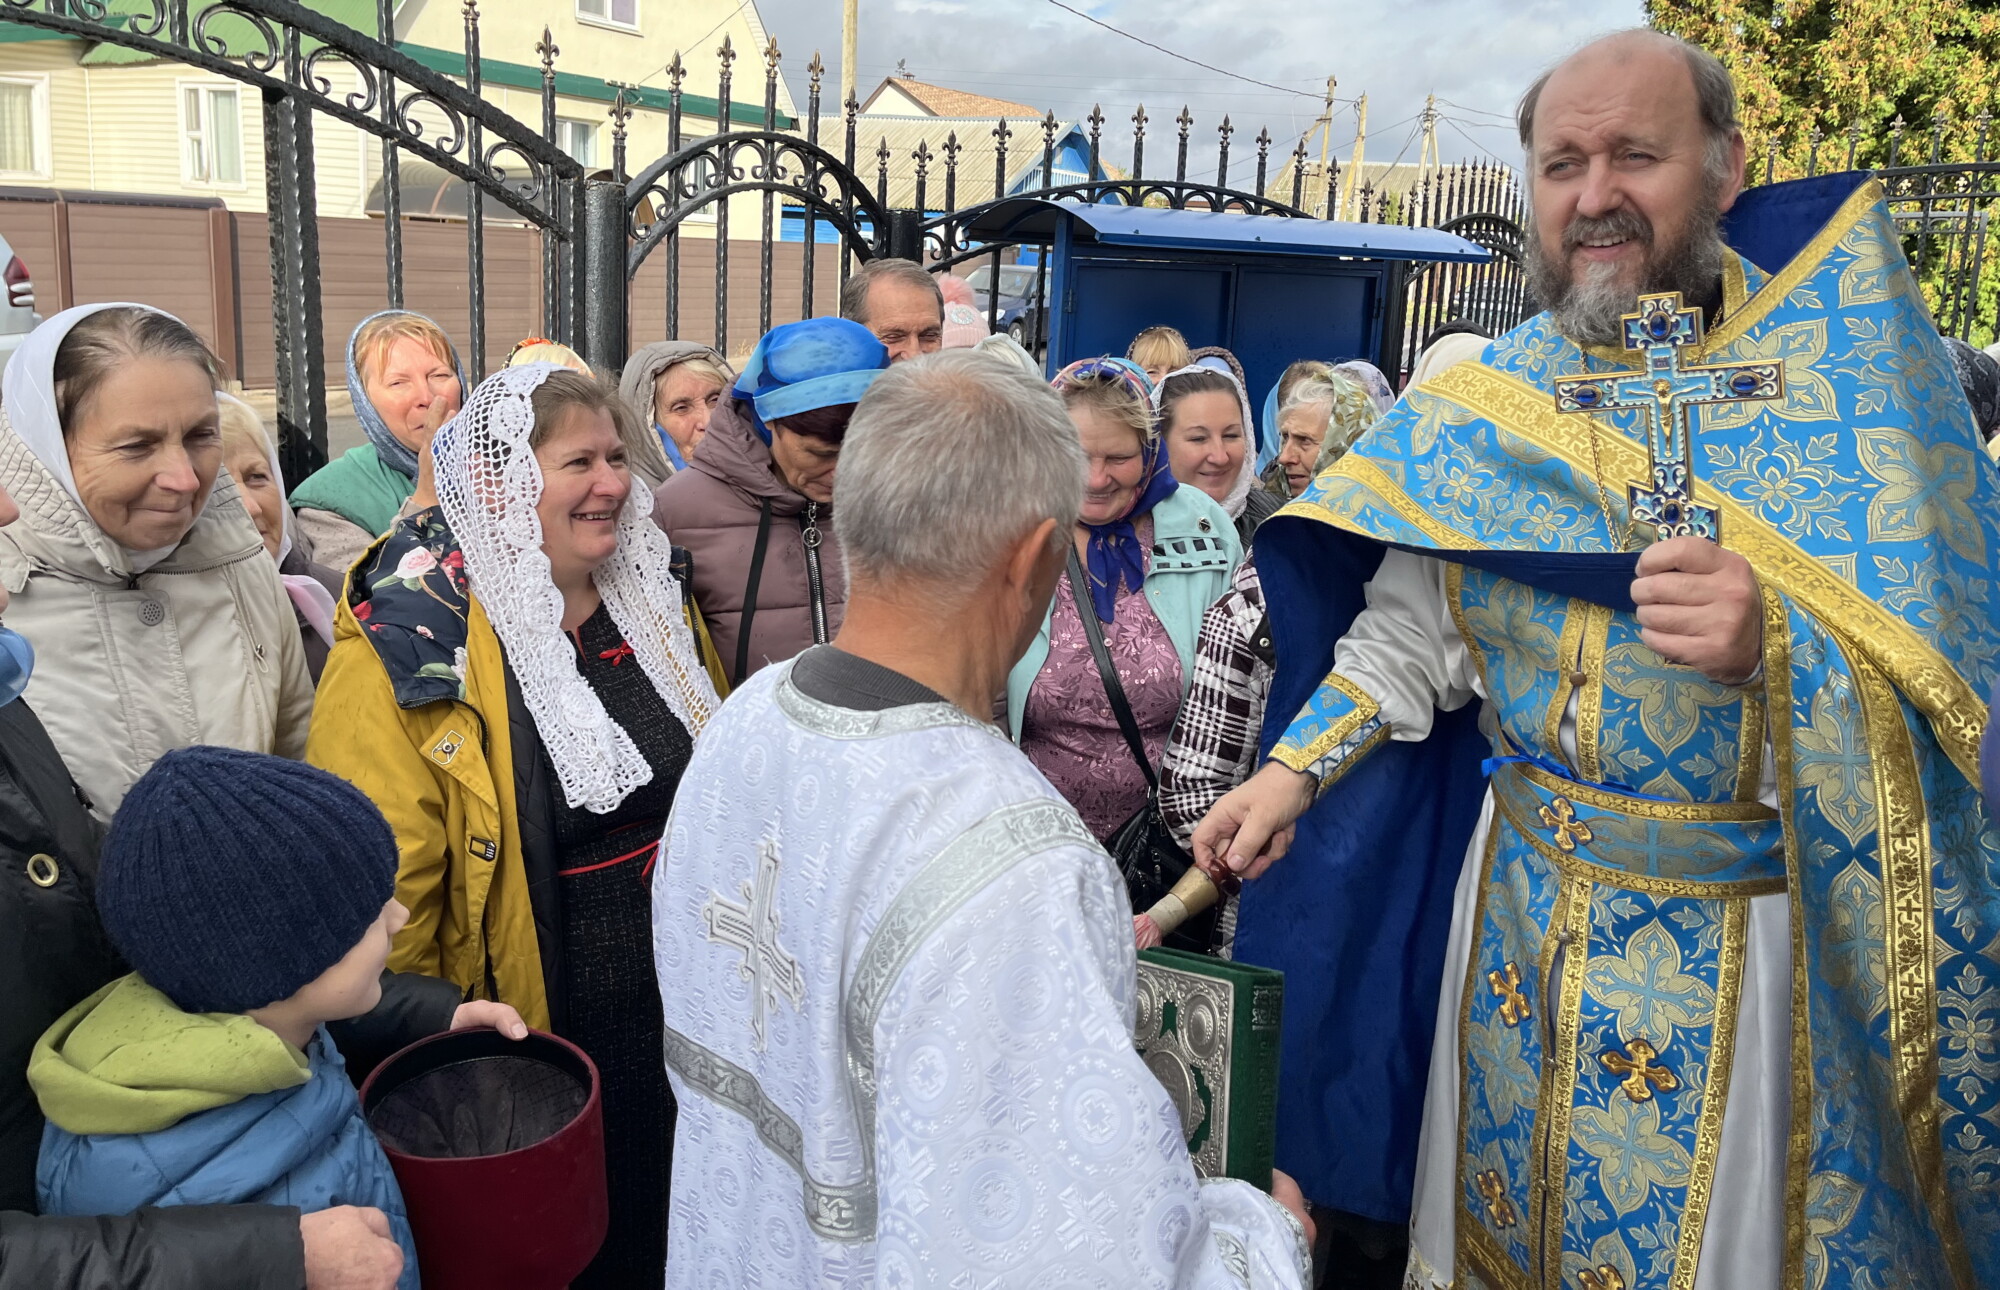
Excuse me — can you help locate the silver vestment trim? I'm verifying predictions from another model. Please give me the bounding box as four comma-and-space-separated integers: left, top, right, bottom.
773, 663, 1000, 741
841, 799, 1103, 1227
662, 1025, 877, 1241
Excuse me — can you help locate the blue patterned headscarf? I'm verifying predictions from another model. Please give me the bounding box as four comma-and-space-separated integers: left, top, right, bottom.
1053, 357, 1178, 623
346, 310, 469, 480
733, 317, 890, 444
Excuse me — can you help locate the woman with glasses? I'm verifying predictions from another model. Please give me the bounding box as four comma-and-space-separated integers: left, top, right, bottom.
1005, 357, 1241, 851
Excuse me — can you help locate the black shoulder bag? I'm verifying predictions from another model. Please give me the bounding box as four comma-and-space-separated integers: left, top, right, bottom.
1064, 546, 1220, 954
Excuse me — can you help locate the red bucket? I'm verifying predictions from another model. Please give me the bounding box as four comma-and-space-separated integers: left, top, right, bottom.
360, 1028, 607, 1290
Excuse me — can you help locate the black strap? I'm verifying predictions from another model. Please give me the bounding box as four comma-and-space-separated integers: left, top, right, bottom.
1064, 545, 1159, 794
735, 497, 775, 683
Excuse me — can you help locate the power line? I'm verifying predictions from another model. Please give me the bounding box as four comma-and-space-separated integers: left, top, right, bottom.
1440, 116, 1512, 162
1438, 113, 1517, 135
1440, 96, 1512, 122
1038, 0, 1336, 101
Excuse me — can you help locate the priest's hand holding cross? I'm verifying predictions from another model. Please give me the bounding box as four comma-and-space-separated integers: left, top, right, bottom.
1630, 536, 1763, 686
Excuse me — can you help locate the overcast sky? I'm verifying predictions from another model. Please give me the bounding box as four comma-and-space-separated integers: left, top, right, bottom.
750, 0, 1645, 181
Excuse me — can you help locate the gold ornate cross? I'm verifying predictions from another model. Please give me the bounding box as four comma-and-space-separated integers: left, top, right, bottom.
1601, 1038, 1679, 1103
1474, 1169, 1518, 1229
1578, 1265, 1629, 1290
1552, 291, 1783, 544
1537, 795, 1594, 853
1487, 961, 1532, 1028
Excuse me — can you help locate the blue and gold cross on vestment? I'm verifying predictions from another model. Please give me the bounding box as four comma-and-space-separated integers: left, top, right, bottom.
1552, 292, 1783, 543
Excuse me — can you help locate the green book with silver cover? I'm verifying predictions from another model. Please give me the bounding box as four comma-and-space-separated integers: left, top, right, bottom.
1134, 947, 1284, 1188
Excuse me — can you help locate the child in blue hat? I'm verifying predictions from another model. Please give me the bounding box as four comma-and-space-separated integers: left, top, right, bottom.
29, 747, 450, 1289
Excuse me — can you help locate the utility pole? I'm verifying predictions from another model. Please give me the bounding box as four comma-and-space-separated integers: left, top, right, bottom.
1339, 92, 1368, 221
1418, 93, 1440, 185
1314, 75, 1337, 218
841, 0, 858, 108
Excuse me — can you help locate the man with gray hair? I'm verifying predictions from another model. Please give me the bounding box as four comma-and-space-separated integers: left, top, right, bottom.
653, 349, 1313, 1287
840, 256, 944, 362
1198, 26, 2000, 1290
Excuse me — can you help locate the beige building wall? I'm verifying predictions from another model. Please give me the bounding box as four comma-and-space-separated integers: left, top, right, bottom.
0, 0, 806, 232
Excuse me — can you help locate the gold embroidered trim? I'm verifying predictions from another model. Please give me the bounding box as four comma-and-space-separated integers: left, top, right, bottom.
1735, 687, 1767, 804
1317, 722, 1391, 792
1669, 897, 1749, 1290
1856, 654, 1973, 1287
1270, 670, 1382, 775
1459, 1213, 1536, 1290
1286, 455, 1481, 549
1491, 786, 1788, 900
1722, 252, 1751, 319
1763, 587, 1814, 1290
1704, 179, 1885, 352
1546, 596, 1589, 766
1429, 360, 1985, 782
1577, 603, 1612, 785
1536, 873, 1591, 1281
1508, 757, 1780, 824
1455, 829, 1516, 1288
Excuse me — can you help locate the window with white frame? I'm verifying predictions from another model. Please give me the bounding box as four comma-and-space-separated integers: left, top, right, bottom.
576, 0, 637, 30
0, 76, 50, 178
180, 83, 244, 186
556, 118, 597, 169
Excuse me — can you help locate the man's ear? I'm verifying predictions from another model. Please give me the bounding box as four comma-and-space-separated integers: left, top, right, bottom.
1715, 128, 1749, 214
1005, 517, 1061, 599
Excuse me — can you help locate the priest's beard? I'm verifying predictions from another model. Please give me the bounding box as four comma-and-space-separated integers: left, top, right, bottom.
1525, 182, 1728, 347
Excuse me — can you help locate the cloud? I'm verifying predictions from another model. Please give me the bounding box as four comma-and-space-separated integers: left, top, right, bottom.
748, 0, 1645, 177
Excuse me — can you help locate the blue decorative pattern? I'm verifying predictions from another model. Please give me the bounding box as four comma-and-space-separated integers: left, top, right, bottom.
1266, 179, 2000, 1287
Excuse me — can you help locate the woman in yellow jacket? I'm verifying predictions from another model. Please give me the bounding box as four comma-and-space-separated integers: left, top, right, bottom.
308, 365, 723, 1287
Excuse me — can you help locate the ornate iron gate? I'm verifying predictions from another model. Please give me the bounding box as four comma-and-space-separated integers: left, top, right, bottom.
0, 0, 591, 479
0, 3, 1543, 464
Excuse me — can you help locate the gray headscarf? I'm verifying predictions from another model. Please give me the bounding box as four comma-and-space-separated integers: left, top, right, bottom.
617, 340, 734, 489
345, 309, 469, 480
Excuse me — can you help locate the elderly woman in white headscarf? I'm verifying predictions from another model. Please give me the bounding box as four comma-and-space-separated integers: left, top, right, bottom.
0, 304, 313, 817
306, 363, 720, 1289
1155, 346, 1276, 544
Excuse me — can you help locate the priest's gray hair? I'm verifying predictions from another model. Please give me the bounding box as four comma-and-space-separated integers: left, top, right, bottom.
1516, 31, 1740, 186
837, 349, 1084, 590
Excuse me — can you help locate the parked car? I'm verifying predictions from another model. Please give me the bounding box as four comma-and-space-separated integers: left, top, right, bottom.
962, 262, 1048, 349
0, 234, 39, 362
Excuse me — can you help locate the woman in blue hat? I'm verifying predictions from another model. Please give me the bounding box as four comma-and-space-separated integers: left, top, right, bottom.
651, 317, 891, 687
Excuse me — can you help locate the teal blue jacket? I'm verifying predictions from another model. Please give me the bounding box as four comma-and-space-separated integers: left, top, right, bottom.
1006, 485, 1241, 741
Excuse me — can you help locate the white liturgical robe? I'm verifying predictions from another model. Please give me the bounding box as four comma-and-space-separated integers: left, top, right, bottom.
653, 654, 1310, 1288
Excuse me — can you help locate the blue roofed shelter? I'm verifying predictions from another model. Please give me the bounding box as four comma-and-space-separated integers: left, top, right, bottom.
962, 199, 1491, 387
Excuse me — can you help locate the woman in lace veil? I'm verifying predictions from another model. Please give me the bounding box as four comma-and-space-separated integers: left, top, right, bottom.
308, 364, 719, 1286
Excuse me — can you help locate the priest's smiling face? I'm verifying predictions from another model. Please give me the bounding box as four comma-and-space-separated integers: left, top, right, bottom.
1521, 32, 1747, 344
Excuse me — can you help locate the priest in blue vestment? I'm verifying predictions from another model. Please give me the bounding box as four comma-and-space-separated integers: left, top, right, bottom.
1198, 30, 2000, 1290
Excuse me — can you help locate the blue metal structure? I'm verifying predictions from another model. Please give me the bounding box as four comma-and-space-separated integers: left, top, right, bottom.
963, 199, 1491, 390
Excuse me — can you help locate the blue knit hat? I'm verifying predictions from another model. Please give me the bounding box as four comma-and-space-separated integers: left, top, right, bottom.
97, 747, 400, 1014
733, 316, 889, 443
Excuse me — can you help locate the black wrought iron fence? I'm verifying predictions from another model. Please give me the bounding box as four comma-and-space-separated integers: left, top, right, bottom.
0, 2, 1542, 450
1747, 113, 2000, 345
0, 0, 600, 479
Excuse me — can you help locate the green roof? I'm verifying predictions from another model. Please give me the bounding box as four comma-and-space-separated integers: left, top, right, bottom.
0, 3, 792, 130
77, 0, 376, 65
397, 43, 794, 130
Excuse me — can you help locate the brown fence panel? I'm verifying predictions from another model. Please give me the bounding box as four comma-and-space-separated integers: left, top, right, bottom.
0, 192, 234, 376
628, 237, 844, 366
0, 192, 61, 312
236, 215, 545, 389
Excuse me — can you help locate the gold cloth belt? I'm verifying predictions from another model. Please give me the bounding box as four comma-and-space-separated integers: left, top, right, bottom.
1489, 759, 1786, 899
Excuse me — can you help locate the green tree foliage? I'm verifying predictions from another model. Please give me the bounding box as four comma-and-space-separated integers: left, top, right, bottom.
1647, 0, 2000, 173
1648, 2, 2000, 340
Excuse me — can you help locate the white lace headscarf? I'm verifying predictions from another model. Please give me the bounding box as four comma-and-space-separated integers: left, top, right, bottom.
434, 363, 718, 813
